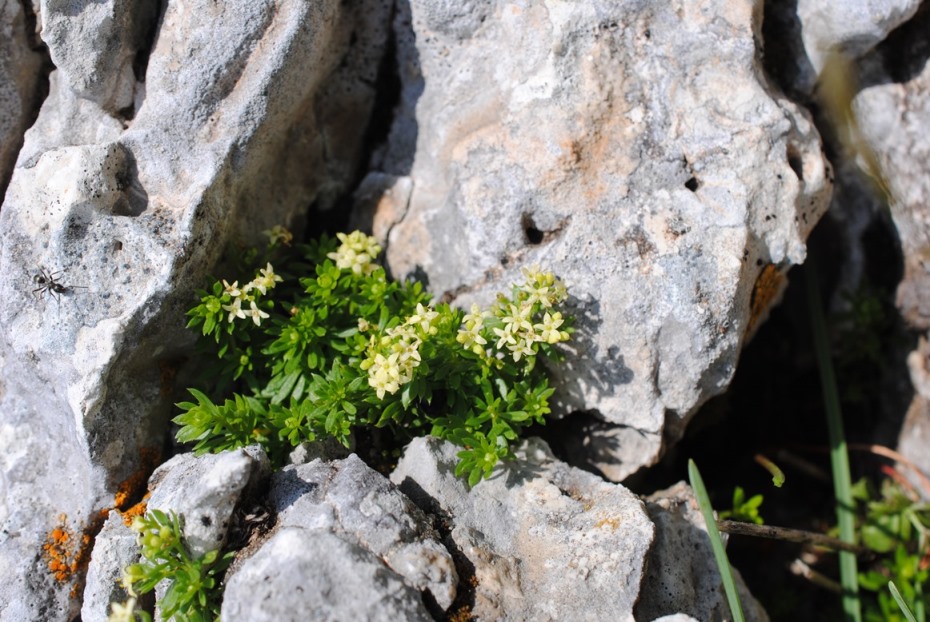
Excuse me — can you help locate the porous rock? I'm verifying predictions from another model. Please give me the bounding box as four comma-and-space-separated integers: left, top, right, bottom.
146, 447, 269, 557
221, 528, 432, 622
0, 1, 391, 618
370, 0, 831, 480
390, 436, 655, 621
266, 454, 457, 611
635, 482, 768, 622
80, 512, 138, 622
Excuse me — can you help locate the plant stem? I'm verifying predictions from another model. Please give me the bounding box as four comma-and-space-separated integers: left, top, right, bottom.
806, 259, 861, 622
689, 459, 746, 622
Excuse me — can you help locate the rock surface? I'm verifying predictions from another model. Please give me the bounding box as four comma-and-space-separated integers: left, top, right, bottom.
0, 0, 44, 197
0, 1, 391, 618
636, 482, 769, 622
79, 512, 138, 622
266, 454, 457, 611
221, 528, 433, 622
369, 0, 832, 480
391, 436, 655, 621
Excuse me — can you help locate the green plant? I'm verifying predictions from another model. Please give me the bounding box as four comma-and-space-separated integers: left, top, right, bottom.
853, 478, 930, 621
689, 459, 746, 622
175, 230, 572, 485
718, 486, 765, 525
109, 509, 232, 622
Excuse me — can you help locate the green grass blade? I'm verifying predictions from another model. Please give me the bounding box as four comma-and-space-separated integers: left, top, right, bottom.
688, 459, 746, 622
889, 581, 919, 622
806, 260, 861, 622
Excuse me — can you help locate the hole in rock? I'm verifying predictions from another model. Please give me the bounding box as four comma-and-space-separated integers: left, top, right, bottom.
684, 176, 699, 192
522, 213, 545, 245
786, 144, 804, 181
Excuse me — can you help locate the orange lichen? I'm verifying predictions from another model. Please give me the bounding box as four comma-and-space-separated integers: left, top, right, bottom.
42, 513, 96, 597
119, 496, 149, 527
114, 447, 160, 512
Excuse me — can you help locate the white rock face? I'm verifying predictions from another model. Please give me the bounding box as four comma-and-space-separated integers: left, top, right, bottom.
267, 454, 458, 611
80, 512, 138, 622
797, 0, 920, 73
391, 436, 655, 621
221, 528, 433, 622
371, 0, 831, 479
0, 1, 391, 618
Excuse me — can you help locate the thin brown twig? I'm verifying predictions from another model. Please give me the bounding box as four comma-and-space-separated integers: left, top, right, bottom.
717, 520, 870, 554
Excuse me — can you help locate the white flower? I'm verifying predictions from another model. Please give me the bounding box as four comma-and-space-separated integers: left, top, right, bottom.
406, 303, 439, 334
223, 297, 246, 323
507, 339, 535, 362
107, 597, 138, 622
327, 231, 382, 275
263, 225, 293, 246
535, 311, 567, 344
251, 263, 283, 295
222, 279, 242, 297
493, 326, 516, 349
247, 301, 270, 326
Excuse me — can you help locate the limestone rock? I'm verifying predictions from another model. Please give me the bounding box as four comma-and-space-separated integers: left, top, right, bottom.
221, 528, 432, 622
0, 1, 391, 618
0, 0, 44, 197
797, 0, 920, 75
370, 0, 831, 480
268, 454, 457, 611
390, 436, 655, 621
146, 447, 269, 557
636, 482, 768, 622
80, 512, 138, 622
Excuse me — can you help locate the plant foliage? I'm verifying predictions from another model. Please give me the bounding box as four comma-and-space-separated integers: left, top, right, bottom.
174, 230, 572, 485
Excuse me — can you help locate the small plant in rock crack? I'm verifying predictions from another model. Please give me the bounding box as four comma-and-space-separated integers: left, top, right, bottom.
852, 477, 930, 621
174, 228, 573, 485
108, 509, 232, 622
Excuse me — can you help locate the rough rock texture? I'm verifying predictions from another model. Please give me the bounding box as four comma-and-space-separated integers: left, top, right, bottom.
145, 447, 269, 557
221, 528, 433, 622
0, 0, 44, 198
266, 454, 457, 610
849, 6, 930, 471
391, 436, 656, 621
80, 512, 138, 622
0, 1, 391, 618
635, 482, 768, 622
369, 0, 831, 480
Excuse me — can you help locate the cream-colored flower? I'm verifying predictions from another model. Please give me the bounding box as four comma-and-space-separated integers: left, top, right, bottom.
263, 225, 293, 246
223, 297, 246, 323
535, 311, 567, 344
107, 597, 138, 622
250, 262, 284, 295
406, 303, 439, 335
247, 301, 270, 326
327, 231, 382, 275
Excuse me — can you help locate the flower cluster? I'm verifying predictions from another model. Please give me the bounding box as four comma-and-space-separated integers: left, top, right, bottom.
326, 231, 382, 276
457, 265, 570, 363
221, 263, 282, 326
263, 224, 293, 247
361, 303, 440, 399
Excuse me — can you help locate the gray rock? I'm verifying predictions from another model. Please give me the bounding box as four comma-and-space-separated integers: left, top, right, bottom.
391, 436, 655, 621
371, 0, 831, 480
797, 0, 920, 74
80, 512, 138, 622
636, 482, 768, 622
0, 0, 44, 197
0, 1, 390, 617
38, 0, 158, 116
269, 454, 457, 611
221, 527, 432, 622
147, 447, 269, 557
